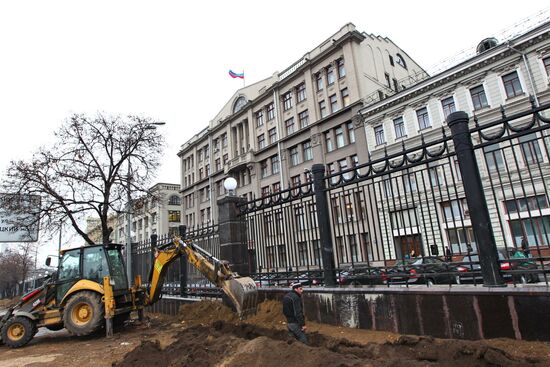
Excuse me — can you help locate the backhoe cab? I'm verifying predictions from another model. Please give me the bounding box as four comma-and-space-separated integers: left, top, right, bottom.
0, 238, 257, 348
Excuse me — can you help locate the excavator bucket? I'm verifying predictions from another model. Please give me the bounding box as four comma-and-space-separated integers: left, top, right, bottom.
221, 276, 258, 318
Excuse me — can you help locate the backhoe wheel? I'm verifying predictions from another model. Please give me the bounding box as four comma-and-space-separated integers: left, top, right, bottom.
1, 316, 36, 348
63, 291, 104, 336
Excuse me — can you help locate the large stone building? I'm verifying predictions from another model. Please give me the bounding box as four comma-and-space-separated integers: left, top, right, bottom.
178, 16, 550, 269
111, 183, 182, 245
178, 23, 426, 227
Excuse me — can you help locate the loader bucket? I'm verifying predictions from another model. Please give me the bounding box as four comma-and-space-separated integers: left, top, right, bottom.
221, 276, 258, 318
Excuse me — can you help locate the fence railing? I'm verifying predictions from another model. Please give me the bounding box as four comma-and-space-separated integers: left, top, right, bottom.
132, 102, 550, 300
239, 101, 550, 288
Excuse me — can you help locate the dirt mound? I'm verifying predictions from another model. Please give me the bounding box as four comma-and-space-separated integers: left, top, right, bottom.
115, 300, 550, 367
178, 300, 238, 325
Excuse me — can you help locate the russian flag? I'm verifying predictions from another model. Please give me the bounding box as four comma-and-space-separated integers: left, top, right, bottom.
229, 70, 244, 79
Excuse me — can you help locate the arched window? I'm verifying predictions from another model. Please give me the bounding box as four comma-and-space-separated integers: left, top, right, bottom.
395, 53, 407, 69
233, 96, 247, 114
168, 195, 181, 206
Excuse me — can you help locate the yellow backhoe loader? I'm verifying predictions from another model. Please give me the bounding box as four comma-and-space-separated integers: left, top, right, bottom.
0, 237, 257, 348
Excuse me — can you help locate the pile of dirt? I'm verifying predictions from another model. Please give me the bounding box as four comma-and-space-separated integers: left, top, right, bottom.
114, 300, 550, 367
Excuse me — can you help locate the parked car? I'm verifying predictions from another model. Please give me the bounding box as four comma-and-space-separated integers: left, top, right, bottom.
385, 256, 457, 286
337, 266, 386, 286
456, 250, 539, 284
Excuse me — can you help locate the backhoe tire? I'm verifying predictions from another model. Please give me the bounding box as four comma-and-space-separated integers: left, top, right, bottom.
1, 316, 36, 348
63, 291, 104, 336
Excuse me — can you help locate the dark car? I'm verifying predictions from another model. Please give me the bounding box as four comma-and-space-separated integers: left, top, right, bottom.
456, 250, 539, 284
386, 256, 457, 286
337, 266, 386, 286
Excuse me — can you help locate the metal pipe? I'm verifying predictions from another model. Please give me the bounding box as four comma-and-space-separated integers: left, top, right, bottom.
507, 42, 539, 107
126, 159, 132, 284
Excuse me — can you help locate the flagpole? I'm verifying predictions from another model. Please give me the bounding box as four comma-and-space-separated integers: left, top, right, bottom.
242, 69, 245, 87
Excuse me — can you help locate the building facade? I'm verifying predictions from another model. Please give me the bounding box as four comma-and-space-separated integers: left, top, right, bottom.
358, 20, 550, 261
178, 19, 550, 269
112, 183, 182, 245
178, 23, 426, 227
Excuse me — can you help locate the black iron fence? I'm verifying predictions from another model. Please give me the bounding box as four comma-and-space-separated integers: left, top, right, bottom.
240, 101, 550, 288
131, 102, 550, 299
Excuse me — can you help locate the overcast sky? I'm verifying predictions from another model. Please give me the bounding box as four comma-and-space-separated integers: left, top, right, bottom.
1, 1, 549, 257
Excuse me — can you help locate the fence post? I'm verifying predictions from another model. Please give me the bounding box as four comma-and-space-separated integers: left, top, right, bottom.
217, 195, 250, 276
178, 225, 188, 297
312, 163, 337, 286
447, 111, 505, 287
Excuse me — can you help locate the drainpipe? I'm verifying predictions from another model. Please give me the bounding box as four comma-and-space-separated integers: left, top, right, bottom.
272, 89, 285, 185
507, 42, 539, 107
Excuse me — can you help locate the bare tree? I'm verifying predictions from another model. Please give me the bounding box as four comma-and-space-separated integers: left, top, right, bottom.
0, 244, 35, 298
1, 113, 166, 246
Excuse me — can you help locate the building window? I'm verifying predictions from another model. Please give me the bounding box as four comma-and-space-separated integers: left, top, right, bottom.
484, 143, 505, 173
544, 57, 550, 78
329, 94, 339, 113
298, 110, 309, 129
325, 132, 334, 152
374, 125, 385, 146
290, 175, 301, 187
341, 88, 350, 107
268, 128, 277, 144
222, 133, 228, 147
168, 210, 181, 223
261, 186, 270, 197
502, 71, 523, 98
285, 117, 295, 135
470, 85, 488, 110
260, 161, 268, 178
168, 195, 181, 205
442, 199, 470, 222
289, 146, 300, 166
223, 154, 229, 165
335, 127, 345, 148
396, 54, 407, 68
283, 91, 293, 111
297, 242, 308, 265
319, 100, 327, 118
215, 158, 221, 171
327, 65, 335, 85
267, 103, 275, 120
272, 182, 280, 193
303, 140, 313, 161
441, 96, 456, 119
393, 117, 406, 139
297, 83, 306, 102
256, 110, 264, 127
338, 158, 349, 179
519, 133, 543, 165
506, 195, 550, 246
337, 58, 346, 78
416, 107, 431, 130
346, 122, 355, 144
257, 134, 266, 150
271, 155, 280, 174
316, 73, 323, 91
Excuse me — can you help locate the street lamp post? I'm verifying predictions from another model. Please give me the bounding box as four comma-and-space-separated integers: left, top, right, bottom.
125, 121, 165, 285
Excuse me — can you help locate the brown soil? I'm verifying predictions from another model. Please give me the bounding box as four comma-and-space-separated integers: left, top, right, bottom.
2, 300, 550, 366
114, 300, 550, 367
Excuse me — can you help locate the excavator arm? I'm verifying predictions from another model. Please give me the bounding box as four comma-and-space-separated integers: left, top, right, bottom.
144, 237, 257, 317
